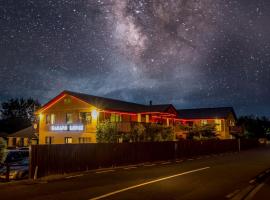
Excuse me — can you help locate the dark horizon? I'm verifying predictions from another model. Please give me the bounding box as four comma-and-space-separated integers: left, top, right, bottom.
1, 0, 270, 117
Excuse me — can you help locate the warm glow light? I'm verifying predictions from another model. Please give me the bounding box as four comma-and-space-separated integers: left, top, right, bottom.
92, 109, 99, 119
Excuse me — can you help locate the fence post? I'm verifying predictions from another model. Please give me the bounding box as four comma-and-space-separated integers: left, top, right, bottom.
174, 142, 178, 160
34, 166, 38, 180
238, 138, 241, 152
6, 163, 10, 182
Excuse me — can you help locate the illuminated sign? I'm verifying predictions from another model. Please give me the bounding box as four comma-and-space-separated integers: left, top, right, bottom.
51, 124, 84, 131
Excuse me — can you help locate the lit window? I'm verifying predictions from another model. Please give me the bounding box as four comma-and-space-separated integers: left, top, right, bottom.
215, 119, 222, 131
64, 98, 71, 104
51, 114, 56, 124
45, 136, 53, 144
66, 113, 73, 124
146, 115, 149, 123
79, 137, 91, 143
46, 115, 50, 124
79, 112, 92, 124
110, 113, 121, 122
201, 120, 207, 125
64, 137, 72, 144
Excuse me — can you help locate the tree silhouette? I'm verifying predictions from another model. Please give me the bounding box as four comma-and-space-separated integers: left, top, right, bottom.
0, 98, 40, 133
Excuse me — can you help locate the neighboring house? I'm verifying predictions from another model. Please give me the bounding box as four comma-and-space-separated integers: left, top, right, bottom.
36, 90, 178, 144
7, 126, 38, 148
176, 107, 237, 139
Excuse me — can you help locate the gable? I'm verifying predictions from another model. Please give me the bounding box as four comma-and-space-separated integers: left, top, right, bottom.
38, 94, 95, 114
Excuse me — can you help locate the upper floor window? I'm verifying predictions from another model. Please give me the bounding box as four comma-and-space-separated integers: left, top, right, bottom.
64, 98, 71, 104
46, 114, 50, 124
110, 113, 121, 122
201, 120, 207, 125
51, 114, 56, 124
66, 113, 73, 124
79, 112, 92, 124
215, 119, 222, 131
46, 114, 56, 124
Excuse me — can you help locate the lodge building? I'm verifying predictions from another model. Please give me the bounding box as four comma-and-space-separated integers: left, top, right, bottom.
36, 90, 177, 144
35, 90, 238, 145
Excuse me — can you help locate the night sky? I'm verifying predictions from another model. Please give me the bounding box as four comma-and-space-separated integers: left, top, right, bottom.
1, 0, 270, 117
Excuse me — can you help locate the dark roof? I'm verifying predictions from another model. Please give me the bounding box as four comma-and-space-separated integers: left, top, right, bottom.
148, 104, 177, 115
39, 90, 177, 115
177, 107, 237, 120
8, 127, 38, 139
0, 132, 8, 138
64, 90, 148, 113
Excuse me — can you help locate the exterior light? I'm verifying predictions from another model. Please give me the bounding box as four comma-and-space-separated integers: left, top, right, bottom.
92, 109, 99, 119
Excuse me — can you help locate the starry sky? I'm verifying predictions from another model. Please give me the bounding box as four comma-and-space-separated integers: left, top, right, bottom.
1, 0, 270, 117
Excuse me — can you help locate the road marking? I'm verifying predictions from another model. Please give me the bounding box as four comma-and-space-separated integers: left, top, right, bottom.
66, 174, 83, 179
95, 170, 115, 174
226, 189, 240, 198
249, 179, 256, 184
89, 166, 210, 200
244, 183, 265, 200
161, 161, 171, 165
144, 164, 156, 167
188, 158, 194, 161
176, 160, 184, 163
124, 166, 137, 170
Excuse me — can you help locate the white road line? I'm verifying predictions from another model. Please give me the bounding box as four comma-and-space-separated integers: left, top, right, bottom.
66, 174, 83, 179
249, 179, 256, 184
188, 158, 194, 161
89, 166, 210, 200
176, 160, 184, 163
161, 162, 171, 165
124, 166, 137, 170
226, 189, 240, 199
144, 164, 156, 167
244, 183, 265, 200
95, 170, 115, 174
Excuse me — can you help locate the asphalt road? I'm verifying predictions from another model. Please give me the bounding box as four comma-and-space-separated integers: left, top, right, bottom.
1, 147, 270, 200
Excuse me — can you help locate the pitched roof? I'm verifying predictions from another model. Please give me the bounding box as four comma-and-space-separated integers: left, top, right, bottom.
147, 104, 177, 115
177, 107, 237, 120
0, 132, 8, 138
38, 90, 177, 115
8, 126, 38, 139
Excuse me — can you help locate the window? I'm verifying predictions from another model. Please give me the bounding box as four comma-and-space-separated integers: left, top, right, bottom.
66, 113, 73, 124
110, 113, 121, 122
64, 98, 71, 104
45, 136, 53, 144
64, 137, 72, 144
50, 114, 56, 124
19, 138, 24, 147
79, 112, 92, 124
215, 119, 222, 131
146, 115, 149, 123
79, 137, 91, 143
46, 114, 50, 124
12, 138, 16, 146
201, 120, 207, 125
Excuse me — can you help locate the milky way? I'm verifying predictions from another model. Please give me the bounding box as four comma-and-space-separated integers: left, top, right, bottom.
0, 0, 270, 116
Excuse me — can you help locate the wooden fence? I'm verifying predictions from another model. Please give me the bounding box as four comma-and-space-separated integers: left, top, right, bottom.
30, 139, 259, 178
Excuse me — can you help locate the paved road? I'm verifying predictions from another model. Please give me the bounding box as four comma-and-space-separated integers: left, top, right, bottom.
1, 147, 270, 200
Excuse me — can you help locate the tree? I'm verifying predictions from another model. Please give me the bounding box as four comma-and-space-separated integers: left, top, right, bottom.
238, 116, 270, 139
0, 98, 40, 133
177, 123, 218, 140
96, 120, 119, 143
130, 123, 146, 142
